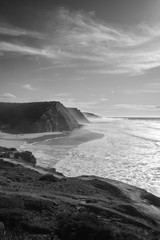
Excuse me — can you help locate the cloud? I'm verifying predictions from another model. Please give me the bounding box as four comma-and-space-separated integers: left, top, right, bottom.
58, 98, 100, 109
120, 82, 160, 95
43, 8, 160, 75
0, 92, 16, 99
121, 89, 160, 94
22, 84, 35, 90
0, 41, 72, 59
113, 104, 158, 111
0, 42, 46, 56
0, 24, 44, 39
145, 82, 160, 89
2, 8, 160, 75
54, 93, 69, 97
100, 98, 108, 102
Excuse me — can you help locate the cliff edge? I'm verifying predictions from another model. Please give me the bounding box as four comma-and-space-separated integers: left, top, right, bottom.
68, 108, 90, 124
83, 112, 101, 119
0, 102, 80, 134
0, 153, 160, 239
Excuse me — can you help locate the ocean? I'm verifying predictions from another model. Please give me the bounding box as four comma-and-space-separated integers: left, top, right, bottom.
20, 118, 160, 197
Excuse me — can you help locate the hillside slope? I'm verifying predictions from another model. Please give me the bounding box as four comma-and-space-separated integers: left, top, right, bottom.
0, 102, 79, 134
0, 153, 160, 239
68, 108, 90, 124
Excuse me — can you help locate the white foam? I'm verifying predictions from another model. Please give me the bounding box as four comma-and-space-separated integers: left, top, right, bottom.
55, 120, 160, 197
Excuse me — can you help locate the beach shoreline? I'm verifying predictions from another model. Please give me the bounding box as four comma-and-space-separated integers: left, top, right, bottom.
0, 125, 104, 150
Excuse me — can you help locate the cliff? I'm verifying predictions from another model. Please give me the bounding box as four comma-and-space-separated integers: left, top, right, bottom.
0, 102, 80, 134
83, 112, 101, 119
0, 152, 160, 239
68, 108, 90, 124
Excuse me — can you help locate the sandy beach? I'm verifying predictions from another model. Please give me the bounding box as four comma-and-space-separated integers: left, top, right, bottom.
0, 126, 104, 150
0, 131, 65, 149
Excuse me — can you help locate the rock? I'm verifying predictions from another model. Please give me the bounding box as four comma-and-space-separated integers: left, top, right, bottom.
86, 199, 97, 204
24, 198, 58, 212
0, 159, 15, 168
0, 222, 4, 237
0, 147, 37, 165
18, 151, 36, 165
9, 148, 17, 152
21, 222, 52, 234
0, 194, 24, 209
0, 101, 80, 134
68, 108, 89, 124
48, 167, 65, 177
0, 147, 8, 151
141, 191, 160, 208
56, 212, 115, 240
1, 151, 160, 239
39, 174, 59, 182
0, 152, 10, 158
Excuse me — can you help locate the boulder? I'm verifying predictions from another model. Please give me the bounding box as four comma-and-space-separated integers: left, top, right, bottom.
0, 147, 37, 165
39, 174, 59, 182
0, 152, 10, 158
18, 151, 36, 165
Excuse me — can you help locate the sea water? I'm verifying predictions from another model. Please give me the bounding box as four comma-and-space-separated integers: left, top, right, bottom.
21, 118, 160, 197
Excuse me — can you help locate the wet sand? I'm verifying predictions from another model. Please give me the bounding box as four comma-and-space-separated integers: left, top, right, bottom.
0, 126, 104, 149
31, 128, 104, 146
0, 131, 65, 149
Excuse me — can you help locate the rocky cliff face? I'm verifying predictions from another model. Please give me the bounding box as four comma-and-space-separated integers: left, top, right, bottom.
0, 102, 79, 134
68, 108, 89, 124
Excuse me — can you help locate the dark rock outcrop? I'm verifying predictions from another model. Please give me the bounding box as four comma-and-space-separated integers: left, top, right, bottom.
68, 108, 89, 124
0, 157, 160, 239
0, 101, 80, 134
83, 112, 101, 119
0, 147, 36, 165
14, 151, 36, 165
39, 173, 60, 182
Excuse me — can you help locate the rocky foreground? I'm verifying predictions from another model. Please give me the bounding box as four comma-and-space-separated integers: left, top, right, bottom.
0, 148, 160, 239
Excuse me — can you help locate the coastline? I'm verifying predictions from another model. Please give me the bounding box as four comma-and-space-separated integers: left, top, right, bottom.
0, 127, 160, 239
0, 126, 104, 149
0, 155, 160, 239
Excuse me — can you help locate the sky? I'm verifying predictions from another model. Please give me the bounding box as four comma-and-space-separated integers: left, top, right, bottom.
0, 0, 160, 117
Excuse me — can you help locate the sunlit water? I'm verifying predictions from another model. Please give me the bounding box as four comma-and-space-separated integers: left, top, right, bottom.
21, 118, 160, 197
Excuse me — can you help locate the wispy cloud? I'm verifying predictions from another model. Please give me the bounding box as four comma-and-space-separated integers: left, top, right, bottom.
113, 104, 158, 111
2, 8, 160, 75
0, 41, 73, 59
22, 84, 35, 90
100, 98, 108, 102
0, 92, 16, 99
145, 82, 160, 89
121, 89, 160, 94
119, 82, 160, 95
0, 42, 46, 56
0, 24, 44, 39
54, 93, 69, 97
43, 8, 160, 75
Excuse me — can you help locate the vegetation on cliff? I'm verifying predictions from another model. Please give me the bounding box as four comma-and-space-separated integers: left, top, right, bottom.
0, 148, 160, 239
0, 102, 80, 134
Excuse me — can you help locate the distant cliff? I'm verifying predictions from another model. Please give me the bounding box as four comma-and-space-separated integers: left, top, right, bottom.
83, 112, 101, 119
0, 102, 80, 134
68, 108, 89, 124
